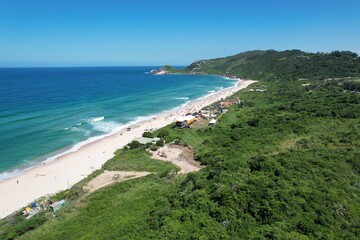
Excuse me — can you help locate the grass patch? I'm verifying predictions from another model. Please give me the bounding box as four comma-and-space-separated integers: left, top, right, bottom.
18, 176, 177, 240
103, 148, 179, 173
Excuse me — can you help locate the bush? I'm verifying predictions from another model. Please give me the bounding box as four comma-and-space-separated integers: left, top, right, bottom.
142, 132, 153, 138
157, 130, 169, 138
243, 101, 255, 107
340, 111, 357, 119
149, 145, 158, 151
156, 140, 164, 147
128, 141, 142, 149
0, 212, 48, 240
247, 118, 259, 127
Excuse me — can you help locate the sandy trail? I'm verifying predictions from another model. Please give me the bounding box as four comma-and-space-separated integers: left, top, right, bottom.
152, 145, 203, 174
83, 171, 150, 193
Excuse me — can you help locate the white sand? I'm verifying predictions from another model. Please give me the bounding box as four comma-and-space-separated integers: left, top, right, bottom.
0, 79, 256, 219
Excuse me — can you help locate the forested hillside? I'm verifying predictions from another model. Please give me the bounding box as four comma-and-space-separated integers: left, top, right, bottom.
1, 50, 359, 239
144, 80, 360, 239
180, 50, 360, 81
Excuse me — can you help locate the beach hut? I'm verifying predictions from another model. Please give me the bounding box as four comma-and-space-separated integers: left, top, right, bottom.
50, 199, 66, 212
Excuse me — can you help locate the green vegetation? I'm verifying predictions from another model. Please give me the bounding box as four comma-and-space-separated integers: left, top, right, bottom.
157, 129, 170, 138
12, 80, 359, 239
103, 148, 178, 173
143, 81, 360, 239
1, 50, 359, 239
173, 50, 360, 81
142, 131, 153, 138
0, 212, 47, 240
18, 176, 179, 240
162, 65, 179, 73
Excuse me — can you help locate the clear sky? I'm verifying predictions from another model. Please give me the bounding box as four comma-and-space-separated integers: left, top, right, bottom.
1, 0, 359, 67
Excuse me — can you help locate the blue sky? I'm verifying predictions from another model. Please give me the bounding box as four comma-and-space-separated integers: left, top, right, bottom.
1, 0, 359, 67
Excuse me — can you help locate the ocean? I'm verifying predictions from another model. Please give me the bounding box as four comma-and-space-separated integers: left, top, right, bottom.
0, 67, 236, 179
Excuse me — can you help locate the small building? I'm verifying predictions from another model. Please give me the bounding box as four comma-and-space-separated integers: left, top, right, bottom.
255, 89, 267, 92
134, 137, 161, 145
50, 199, 66, 212
208, 119, 217, 126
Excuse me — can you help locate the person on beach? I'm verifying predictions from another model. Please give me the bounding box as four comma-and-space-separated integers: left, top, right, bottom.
16, 180, 19, 184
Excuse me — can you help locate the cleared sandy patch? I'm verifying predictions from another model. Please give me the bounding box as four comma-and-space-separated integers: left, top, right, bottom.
83, 171, 150, 193
151, 145, 203, 174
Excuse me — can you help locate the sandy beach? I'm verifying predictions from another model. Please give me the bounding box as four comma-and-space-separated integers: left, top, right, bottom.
0, 79, 256, 219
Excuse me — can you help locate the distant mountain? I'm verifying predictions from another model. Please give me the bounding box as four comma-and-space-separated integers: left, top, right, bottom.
166, 50, 360, 81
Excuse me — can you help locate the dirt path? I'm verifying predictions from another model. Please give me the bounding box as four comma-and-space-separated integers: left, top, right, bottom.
151, 145, 203, 174
83, 144, 203, 194
83, 171, 150, 193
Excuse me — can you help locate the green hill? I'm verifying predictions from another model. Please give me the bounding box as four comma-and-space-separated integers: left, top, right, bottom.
178, 50, 360, 81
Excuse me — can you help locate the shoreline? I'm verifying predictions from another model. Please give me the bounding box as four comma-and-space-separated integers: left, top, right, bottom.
0, 78, 256, 219
0, 74, 238, 181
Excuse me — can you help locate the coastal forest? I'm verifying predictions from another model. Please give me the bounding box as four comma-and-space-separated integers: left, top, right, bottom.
1, 50, 359, 239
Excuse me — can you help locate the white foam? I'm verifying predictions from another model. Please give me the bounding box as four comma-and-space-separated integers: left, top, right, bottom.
40, 115, 157, 166
173, 97, 189, 100
71, 127, 91, 136
90, 120, 122, 133
0, 165, 36, 181
207, 90, 216, 93
0, 169, 23, 180
92, 116, 104, 122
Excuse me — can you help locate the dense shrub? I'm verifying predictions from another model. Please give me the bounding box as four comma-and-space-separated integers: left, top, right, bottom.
155, 139, 164, 147
157, 130, 169, 138
142, 132, 153, 138
127, 140, 142, 149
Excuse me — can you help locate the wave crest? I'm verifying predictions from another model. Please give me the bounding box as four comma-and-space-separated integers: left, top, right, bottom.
173, 97, 189, 100
92, 116, 104, 122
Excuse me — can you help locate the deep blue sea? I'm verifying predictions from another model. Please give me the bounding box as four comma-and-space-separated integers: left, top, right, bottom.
0, 67, 236, 179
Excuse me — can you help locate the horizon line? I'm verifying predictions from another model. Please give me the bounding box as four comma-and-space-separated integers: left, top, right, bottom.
0, 65, 186, 69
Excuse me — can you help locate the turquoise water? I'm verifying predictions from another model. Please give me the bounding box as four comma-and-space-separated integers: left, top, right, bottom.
0, 67, 236, 179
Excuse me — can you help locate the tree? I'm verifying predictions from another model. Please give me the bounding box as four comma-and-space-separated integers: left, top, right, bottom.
156, 140, 164, 147
128, 141, 142, 149
142, 132, 153, 138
